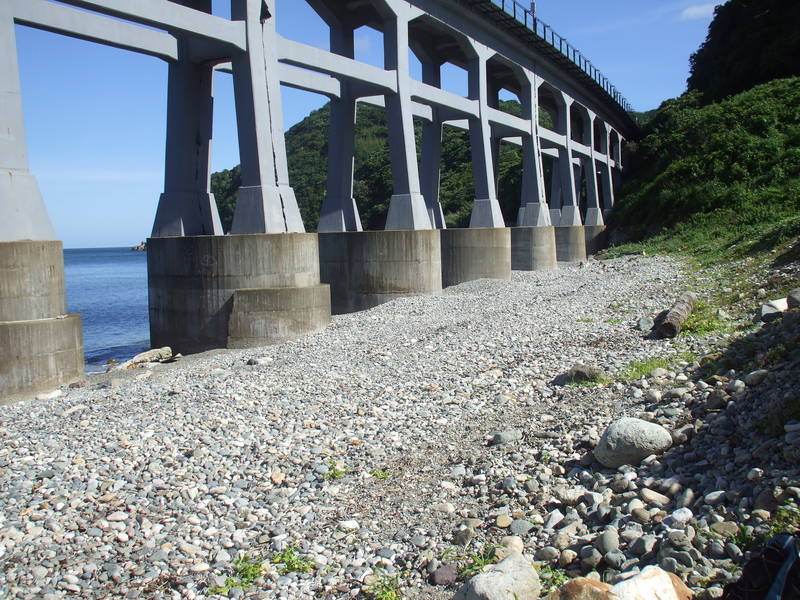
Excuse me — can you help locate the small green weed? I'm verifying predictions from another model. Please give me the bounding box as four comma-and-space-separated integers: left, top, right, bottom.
604, 318, 623, 325
208, 554, 264, 595
535, 564, 569, 595
458, 545, 497, 579
732, 525, 756, 549
577, 318, 594, 323
364, 571, 402, 600
324, 458, 349, 481
617, 352, 696, 381
680, 299, 733, 336
370, 469, 391, 480
766, 501, 800, 539
271, 546, 314, 575
540, 451, 552, 464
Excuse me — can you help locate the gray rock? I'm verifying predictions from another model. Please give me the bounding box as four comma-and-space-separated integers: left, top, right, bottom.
564, 363, 604, 383
534, 546, 559, 562
744, 369, 769, 387
637, 316, 655, 332
594, 418, 673, 468
431, 563, 458, 586
595, 528, 620, 554
453, 552, 540, 600
580, 546, 603, 570
491, 430, 522, 446
509, 520, 534, 536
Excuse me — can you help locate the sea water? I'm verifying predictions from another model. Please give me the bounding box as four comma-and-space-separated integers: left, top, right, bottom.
64, 247, 150, 373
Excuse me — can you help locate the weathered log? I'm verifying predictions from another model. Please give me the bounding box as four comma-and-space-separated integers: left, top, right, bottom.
657, 291, 697, 338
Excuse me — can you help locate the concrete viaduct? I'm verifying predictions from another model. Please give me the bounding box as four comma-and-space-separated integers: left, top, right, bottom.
0, 0, 637, 401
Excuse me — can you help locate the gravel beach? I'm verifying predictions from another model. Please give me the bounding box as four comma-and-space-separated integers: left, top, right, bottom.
1, 255, 797, 600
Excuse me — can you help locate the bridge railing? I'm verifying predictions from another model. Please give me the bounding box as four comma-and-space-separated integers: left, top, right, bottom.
488, 0, 633, 113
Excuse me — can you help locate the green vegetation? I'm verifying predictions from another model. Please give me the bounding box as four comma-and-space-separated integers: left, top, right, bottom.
440, 544, 498, 580
534, 563, 569, 596
271, 546, 314, 575
766, 501, 800, 539
370, 469, 391, 480
687, 0, 800, 104
364, 571, 403, 600
607, 77, 800, 269
324, 458, 349, 481
208, 554, 264, 595
617, 352, 696, 381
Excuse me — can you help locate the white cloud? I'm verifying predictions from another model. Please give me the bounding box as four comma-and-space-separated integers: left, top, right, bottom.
680, 3, 720, 21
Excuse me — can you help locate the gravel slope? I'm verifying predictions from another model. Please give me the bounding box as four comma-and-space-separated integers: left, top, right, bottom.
0, 256, 691, 599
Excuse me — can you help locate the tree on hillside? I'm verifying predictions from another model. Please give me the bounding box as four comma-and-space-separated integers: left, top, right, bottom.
687, 0, 800, 103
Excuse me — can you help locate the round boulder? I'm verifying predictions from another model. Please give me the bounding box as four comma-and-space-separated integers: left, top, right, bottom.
594, 418, 672, 468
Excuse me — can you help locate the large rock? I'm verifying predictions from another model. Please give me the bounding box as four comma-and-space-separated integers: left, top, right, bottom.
611, 566, 693, 599
453, 552, 540, 600
594, 418, 672, 468
545, 578, 611, 599
546, 566, 692, 600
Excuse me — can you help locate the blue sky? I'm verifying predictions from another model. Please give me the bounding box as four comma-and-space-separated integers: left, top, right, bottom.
13, 0, 720, 247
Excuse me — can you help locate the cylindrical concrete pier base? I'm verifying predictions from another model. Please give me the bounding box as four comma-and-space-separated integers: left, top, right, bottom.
441, 227, 510, 288
510, 226, 557, 271
148, 234, 331, 354
584, 225, 607, 255
319, 230, 442, 314
0, 241, 84, 402
554, 226, 588, 262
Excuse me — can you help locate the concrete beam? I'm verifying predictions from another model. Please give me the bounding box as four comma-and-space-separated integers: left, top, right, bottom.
277, 36, 397, 96
48, 0, 245, 50
409, 79, 478, 119
12, 0, 179, 61
278, 64, 341, 99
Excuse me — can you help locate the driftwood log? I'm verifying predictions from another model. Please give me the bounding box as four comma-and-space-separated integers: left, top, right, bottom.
657, 291, 698, 338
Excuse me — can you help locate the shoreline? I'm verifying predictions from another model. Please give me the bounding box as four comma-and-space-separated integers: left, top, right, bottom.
1, 255, 795, 599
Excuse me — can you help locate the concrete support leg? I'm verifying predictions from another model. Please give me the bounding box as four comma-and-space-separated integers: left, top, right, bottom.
583, 158, 604, 227
319, 230, 441, 314
555, 226, 588, 262
230, 0, 304, 234
419, 58, 446, 229
599, 161, 615, 220
318, 25, 362, 232
383, 15, 431, 230
440, 228, 510, 288
511, 226, 557, 271
148, 234, 330, 354
468, 46, 505, 228
548, 162, 562, 226
585, 225, 607, 255
519, 71, 551, 227
0, 11, 84, 402
0, 242, 84, 402
152, 53, 223, 237
318, 90, 363, 232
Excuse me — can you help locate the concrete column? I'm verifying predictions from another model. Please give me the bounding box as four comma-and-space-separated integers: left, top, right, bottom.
468, 44, 504, 228
558, 95, 581, 227
419, 59, 446, 229
583, 158, 603, 226
548, 156, 562, 225
152, 18, 223, 236
518, 71, 550, 227
230, 0, 304, 234
383, 9, 431, 230
0, 7, 56, 242
318, 25, 363, 232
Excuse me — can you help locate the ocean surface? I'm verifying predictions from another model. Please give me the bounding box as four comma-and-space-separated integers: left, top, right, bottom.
64, 247, 150, 373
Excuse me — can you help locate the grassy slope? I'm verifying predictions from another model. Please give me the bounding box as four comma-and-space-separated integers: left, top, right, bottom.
608, 77, 800, 268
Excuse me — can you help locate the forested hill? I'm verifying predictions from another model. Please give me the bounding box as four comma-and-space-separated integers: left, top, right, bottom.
211, 101, 528, 232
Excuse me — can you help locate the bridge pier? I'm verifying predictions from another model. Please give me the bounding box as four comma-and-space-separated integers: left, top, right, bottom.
441, 228, 510, 287
0, 10, 84, 402
511, 226, 557, 271
555, 226, 588, 262
148, 234, 330, 353
319, 230, 441, 314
